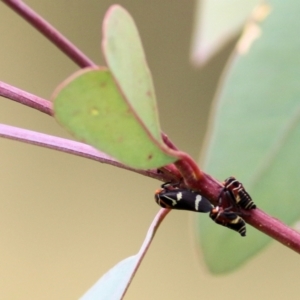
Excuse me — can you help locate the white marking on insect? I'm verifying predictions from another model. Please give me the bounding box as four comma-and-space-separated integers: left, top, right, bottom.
195, 195, 202, 211
165, 195, 177, 206
177, 192, 182, 201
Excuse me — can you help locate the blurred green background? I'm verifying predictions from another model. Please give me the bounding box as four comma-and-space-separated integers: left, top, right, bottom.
0, 1, 299, 299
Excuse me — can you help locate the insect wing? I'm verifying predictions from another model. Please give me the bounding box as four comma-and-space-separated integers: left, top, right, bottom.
224, 176, 256, 210
155, 189, 178, 208
172, 190, 213, 213
226, 216, 246, 236
238, 190, 256, 209
210, 207, 246, 237
155, 189, 212, 213
192, 193, 213, 213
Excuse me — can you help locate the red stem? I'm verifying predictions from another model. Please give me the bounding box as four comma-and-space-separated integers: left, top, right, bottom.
245, 209, 300, 253
162, 133, 210, 192
2, 0, 96, 68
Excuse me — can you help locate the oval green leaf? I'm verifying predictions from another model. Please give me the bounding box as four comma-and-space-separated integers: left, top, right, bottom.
80, 209, 169, 300
53, 68, 177, 169
102, 5, 162, 142
197, 1, 300, 273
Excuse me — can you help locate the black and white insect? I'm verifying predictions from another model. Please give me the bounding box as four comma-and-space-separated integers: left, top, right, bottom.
209, 206, 246, 237
154, 182, 213, 213
154, 179, 253, 237
223, 176, 256, 210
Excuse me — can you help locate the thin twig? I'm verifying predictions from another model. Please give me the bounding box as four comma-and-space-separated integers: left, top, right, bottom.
0, 81, 52, 115
122, 208, 170, 298
2, 0, 96, 68
0, 124, 168, 182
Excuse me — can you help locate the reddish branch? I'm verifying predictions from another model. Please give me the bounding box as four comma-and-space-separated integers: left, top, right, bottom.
1, 0, 300, 256
0, 81, 52, 115
0, 124, 167, 182
2, 0, 96, 68
162, 134, 300, 254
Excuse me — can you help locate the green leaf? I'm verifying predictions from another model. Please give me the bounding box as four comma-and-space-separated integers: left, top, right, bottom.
197, 1, 300, 273
102, 5, 161, 142
80, 209, 169, 300
53, 5, 177, 169
191, 0, 259, 65
53, 68, 177, 169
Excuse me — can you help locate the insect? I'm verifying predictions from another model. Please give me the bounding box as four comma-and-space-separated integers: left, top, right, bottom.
154, 180, 251, 237
154, 182, 213, 213
209, 206, 246, 237
223, 176, 256, 210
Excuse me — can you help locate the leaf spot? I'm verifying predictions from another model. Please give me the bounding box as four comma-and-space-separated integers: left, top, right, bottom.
90, 107, 99, 116
146, 89, 153, 98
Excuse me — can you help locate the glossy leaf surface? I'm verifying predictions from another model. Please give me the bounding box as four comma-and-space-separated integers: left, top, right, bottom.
197, 1, 300, 273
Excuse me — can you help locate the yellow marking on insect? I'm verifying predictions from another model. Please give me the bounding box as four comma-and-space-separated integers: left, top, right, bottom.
230, 217, 240, 224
